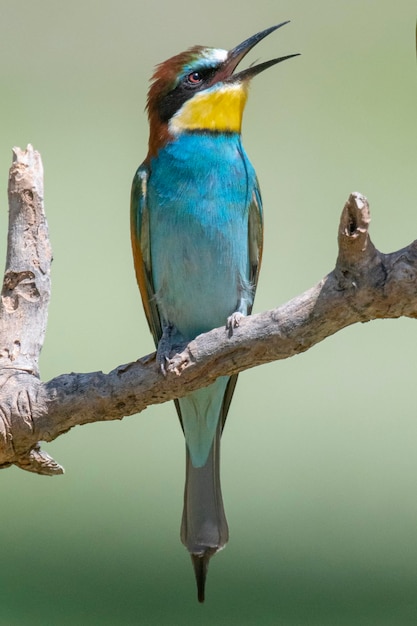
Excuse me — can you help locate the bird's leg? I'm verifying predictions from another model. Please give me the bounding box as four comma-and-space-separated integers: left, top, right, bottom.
157, 323, 174, 375
157, 323, 185, 376
226, 297, 248, 336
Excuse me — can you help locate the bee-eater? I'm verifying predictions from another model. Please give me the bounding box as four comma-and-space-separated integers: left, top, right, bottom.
131, 23, 298, 602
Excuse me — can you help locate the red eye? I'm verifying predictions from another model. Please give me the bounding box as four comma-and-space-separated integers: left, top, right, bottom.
187, 71, 202, 85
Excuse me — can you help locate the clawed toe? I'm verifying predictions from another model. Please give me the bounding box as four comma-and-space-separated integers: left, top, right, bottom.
226, 311, 245, 334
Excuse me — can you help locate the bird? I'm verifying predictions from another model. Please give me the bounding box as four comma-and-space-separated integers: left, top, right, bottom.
131, 23, 298, 602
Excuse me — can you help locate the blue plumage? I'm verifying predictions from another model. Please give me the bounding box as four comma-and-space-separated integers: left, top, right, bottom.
130, 23, 297, 602
149, 132, 257, 340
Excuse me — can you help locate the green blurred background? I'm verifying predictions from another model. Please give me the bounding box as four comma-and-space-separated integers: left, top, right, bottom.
1, 1, 417, 624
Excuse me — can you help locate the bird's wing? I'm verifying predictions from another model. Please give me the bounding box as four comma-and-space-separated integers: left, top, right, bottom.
247, 178, 264, 314
220, 179, 264, 431
130, 163, 162, 345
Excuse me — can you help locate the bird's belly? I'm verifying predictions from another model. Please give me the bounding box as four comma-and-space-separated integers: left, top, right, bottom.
151, 219, 248, 339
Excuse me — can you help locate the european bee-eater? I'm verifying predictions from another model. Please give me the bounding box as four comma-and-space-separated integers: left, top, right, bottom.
131, 23, 298, 602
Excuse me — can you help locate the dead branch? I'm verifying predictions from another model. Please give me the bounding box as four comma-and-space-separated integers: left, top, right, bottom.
1, 145, 416, 474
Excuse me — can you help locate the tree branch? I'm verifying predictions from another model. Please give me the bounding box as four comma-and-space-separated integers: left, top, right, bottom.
0, 145, 62, 474
1, 146, 416, 474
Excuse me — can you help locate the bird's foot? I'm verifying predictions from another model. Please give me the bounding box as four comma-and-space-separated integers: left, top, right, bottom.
167, 349, 193, 376
156, 324, 185, 376
226, 311, 245, 336
156, 324, 174, 376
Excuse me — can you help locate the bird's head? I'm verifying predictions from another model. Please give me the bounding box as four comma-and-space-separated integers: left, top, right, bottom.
145, 23, 298, 158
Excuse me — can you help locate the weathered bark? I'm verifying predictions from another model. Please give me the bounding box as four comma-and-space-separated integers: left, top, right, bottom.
0, 146, 62, 474
0, 146, 416, 474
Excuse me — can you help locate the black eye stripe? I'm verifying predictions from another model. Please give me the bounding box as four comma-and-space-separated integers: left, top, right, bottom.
184, 67, 216, 87
157, 66, 218, 123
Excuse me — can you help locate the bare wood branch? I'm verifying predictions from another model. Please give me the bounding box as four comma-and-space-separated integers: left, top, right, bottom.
0, 145, 63, 474
1, 148, 416, 473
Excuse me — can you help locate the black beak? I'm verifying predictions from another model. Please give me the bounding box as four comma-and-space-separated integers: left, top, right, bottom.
215, 22, 299, 84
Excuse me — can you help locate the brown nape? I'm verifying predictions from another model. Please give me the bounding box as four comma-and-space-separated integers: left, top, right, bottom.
145, 46, 215, 160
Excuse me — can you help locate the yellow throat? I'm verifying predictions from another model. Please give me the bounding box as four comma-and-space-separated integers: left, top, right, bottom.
169, 82, 249, 134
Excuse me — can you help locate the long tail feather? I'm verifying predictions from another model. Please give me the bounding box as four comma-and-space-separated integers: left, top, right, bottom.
181, 420, 228, 602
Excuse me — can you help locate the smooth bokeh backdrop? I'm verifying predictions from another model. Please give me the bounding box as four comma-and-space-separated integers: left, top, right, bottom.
1, 1, 417, 624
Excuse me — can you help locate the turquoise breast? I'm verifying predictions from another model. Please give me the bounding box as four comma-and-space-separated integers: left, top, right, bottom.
147, 131, 256, 340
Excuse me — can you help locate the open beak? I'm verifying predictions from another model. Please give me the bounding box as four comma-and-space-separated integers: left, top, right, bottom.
215, 22, 299, 84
